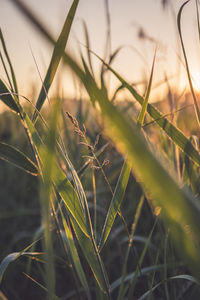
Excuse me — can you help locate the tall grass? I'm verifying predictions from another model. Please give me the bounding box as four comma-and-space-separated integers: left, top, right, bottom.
1, 0, 200, 299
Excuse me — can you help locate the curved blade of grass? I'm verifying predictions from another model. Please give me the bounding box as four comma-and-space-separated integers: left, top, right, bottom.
98, 160, 131, 251
111, 84, 124, 103
0, 29, 18, 95
81, 20, 94, 76
0, 40, 14, 94
177, 0, 200, 126
109, 46, 123, 65
138, 274, 200, 300
0, 79, 19, 112
90, 51, 200, 166
110, 265, 165, 293
57, 182, 110, 295
3, 86, 89, 237
32, 0, 79, 122
23, 112, 89, 237
0, 252, 42, 283
0, 142, 38, 175
0, 12, 108, 293
22, 100, 109, 294
58, 138, 94, 237
137, 49, 156, 127
0, 74, 89, 238
143, 104, 193, 128
58, 142, 110, 295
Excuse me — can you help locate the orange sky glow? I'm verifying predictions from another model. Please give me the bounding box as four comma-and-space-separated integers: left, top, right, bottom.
0, 0, 200, 105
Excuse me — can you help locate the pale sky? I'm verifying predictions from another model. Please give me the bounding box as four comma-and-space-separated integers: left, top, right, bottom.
0, 0, 199, 102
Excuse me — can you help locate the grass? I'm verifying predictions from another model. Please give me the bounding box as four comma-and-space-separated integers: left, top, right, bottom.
1, 0, 200, 299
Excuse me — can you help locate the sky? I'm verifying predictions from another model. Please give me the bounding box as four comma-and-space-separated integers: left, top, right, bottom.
0, 0, 200, 103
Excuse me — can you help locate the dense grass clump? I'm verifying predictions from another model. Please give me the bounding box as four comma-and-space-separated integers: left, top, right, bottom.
1, 0, 200, 299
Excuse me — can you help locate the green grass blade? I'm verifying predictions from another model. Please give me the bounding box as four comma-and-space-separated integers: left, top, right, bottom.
98, 160, 131, 251
0, 29, 18, 95
90, 51, 200, 166
58, 138, 94, 238
81, 20, 94, 76
177, 0, 200, 126
109, 46, 123, 65
39, 100, 60, 299
71, 219, 110, 296
183, 154, 199, 194
0, 79, 19, 113
127, 220, 157, 299
32, 0, 79, 122
93, 88, 200, 279
138, 274, 200, 300
137, 50, 156, 127
0, 142, 38, 175
0, 252, 42, 283
0, 42, 14, 94
14, 103, 89, 237
23, 273, 60, 300
110, 265, 165, 294
60, 211, 91, 299
117, 195, 145, 300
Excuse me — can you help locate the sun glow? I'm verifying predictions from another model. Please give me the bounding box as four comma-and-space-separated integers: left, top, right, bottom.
192, 72, 200, 93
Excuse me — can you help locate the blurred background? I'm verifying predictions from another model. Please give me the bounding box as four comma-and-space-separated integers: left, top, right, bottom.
1, 0, 200, 101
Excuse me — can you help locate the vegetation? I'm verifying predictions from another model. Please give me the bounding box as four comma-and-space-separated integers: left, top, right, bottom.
1, 0, 200, 299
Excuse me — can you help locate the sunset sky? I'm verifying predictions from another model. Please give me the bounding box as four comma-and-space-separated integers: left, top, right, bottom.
0, 0, 199, 101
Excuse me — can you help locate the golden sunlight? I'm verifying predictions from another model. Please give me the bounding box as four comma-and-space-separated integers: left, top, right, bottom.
192, 71, 200, 93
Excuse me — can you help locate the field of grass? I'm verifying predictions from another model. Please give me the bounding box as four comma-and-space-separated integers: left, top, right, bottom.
1, 0, 200, 299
